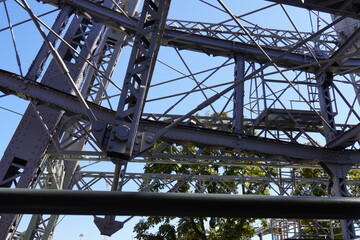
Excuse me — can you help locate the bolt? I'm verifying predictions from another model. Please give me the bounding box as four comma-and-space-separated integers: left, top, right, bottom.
145, 135, 153, 143
93, 124, 103, 132
115, 125, 130, 141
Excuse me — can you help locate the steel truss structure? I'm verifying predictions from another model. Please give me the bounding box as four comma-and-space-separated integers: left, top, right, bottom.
2, 0, 360, 239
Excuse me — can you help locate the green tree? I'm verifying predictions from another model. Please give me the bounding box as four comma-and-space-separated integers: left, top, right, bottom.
134, 146, 272, 239
133, 113, 277, 239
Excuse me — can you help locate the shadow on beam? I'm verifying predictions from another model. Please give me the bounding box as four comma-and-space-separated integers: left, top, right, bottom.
0, 189, 359, 219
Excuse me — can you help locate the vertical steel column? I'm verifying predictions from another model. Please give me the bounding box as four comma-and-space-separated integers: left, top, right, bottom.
317, 71, 355, 238
26, 6, 72, 81
317, 72, 337, 142
0, 8, 72, 240
20, 1, 141, 238
0, 1, 112, 238
80, 29, 129, 103
23, 214, 59, 240
317, 71, 355, 239
233, 54, 245, 134
106, 0, 171, 160
0, 9, 72, 239
318, 15, 360, 239
321, 163, 355, 240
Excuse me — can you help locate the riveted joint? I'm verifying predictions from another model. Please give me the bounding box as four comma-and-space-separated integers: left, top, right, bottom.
115, 125, 130, 141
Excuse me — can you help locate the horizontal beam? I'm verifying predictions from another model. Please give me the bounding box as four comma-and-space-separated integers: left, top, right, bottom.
266, 0, 360, 19
39, 0, 360, 74
0, 70, 115, 124
139, 120, 360, 164
74, 170, 360, 186
78, 171, 326, 183
0, 189, 360, 219
164, 29, 317, 72
2, 69, 360, 164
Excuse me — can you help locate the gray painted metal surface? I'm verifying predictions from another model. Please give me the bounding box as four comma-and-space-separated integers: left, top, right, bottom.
2, 0, 360, 239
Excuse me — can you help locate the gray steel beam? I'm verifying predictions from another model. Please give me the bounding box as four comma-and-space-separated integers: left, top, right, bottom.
266, 0, 360, 19
74, 169, 360, 197
0, 189, 360, 219
233, 54, 245, 134
0, 70, 115, 124
39, 0, 360, 74
75, 170, 328, 195
322, 163, 356, 239
138, 120, 360, 164
26, 5, 72, 81
3, 69, 360, 164
166, 18, 338, 49
108, 0, 171, 159
317, 72, 337, 142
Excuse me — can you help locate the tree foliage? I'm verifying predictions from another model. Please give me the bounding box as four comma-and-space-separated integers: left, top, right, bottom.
133, 114, 272, 239
134, 157, 271, 239
134, 216, 261, 240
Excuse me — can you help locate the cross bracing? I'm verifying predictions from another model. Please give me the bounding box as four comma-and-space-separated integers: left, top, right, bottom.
2, 0, 360, 239
31, 0, 360, 74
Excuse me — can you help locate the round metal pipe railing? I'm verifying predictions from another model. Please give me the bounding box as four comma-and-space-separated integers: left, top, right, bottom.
0, 189, 359, 219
